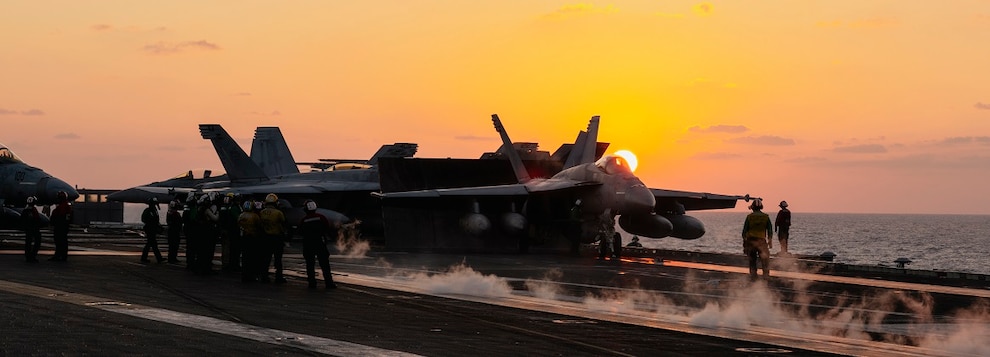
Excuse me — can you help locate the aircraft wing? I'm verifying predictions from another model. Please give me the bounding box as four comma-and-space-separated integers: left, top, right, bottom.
107, 186, 197, 203
651, 188, 746, 211
375, 179, 601, 199
227, 181, 380, 195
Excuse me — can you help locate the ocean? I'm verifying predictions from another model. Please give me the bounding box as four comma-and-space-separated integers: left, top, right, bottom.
633, 211, 990, 275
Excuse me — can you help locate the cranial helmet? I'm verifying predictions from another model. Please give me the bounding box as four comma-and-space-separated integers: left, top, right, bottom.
57, 191, 68, 201
26, 196, 37, 205
242, 200, 253, 211
169, 200, 178, 209
148, 197, 158, 205
304, 200, 317, 211
779, 200, 788, 208
253, 201, 263, 210
265, 193, 278, 204
186, 194, 197, 203
575, 199, 582, 206
749, 198, 764, 210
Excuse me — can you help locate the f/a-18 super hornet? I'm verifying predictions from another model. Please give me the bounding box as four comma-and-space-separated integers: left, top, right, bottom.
373, 114, 748, 248
0, 143, 79, 225
109, 124, 417, 233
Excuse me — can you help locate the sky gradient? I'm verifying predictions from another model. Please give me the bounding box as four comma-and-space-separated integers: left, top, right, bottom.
3, 1, 990, 214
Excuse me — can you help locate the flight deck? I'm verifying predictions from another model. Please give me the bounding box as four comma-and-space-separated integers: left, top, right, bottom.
1, 231, 987, 356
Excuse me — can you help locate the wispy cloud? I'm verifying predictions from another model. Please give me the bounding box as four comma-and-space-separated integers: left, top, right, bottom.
92, 24, 167, 33
934, 136, 990, 146
143, 40, 221, 55
692, 152, 740, 160
975, 102, 990, 110
54, 133, 80, 140
541, 3, 618, 20
455, 135, 497, 142
688, 124, 748, 134
0, 108, 45, 116
833, 144, 886, 153
726, 135, 795, 146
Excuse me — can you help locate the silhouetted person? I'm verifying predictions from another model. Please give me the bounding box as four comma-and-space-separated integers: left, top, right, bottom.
140, 197, 164, 263
49, 191, 72, 262
218, 193, 242, 272
259, 193, 288, 284
566, 199, 584, 256
165, 199, 183, 263
21, 196, 45, 263
182, 194, 200, 270
298, 200, 338, 289
597, 209, 616, 260
742, 198, 773, 280
626, 236, 642, 248
195, 193, 220, 275
238, 200, 263, 283
775, 200, 792, 255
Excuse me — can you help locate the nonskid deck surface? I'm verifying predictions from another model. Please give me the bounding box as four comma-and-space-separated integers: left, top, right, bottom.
1, 234, 987, 356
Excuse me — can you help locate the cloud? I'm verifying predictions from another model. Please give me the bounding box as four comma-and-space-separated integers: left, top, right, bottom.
91, 24, 112, 31
455, 135, 497, 142
725, 135, 795, 146
975, 102, 990, 110
0, 108, 45, 115
692, 152, 740, 160
934, 136, 990, 146
92, 24, 168, 33
833, 144, 887, 153
54, 133, 80, 140
541, 3, 618, 20
688, 125, 748, 134
142, 40, 221, 55
692, 3, 713, 16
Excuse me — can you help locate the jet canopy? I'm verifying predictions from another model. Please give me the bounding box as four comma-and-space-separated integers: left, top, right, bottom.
595, 155, 633, 176
0, 144, 24, 164
170, 169, 224, 180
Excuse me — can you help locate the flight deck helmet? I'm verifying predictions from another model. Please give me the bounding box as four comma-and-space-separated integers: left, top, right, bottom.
304, 200, 317, 212
26, 196, 36, 206
264, 193, 278, 205
147, 197, 158, 206
749, 198, 764, 210
779, 200, 788, 208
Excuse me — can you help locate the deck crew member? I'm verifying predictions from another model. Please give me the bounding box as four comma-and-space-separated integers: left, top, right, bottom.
165, 199, 183, 263
21, 196, 44, 263
742, 198, 773, 280
775, 200, 792, 255
259, 193, 288, 284
49, 191, 73, 262
297, 200, 338, 289
140, 197, 165, 263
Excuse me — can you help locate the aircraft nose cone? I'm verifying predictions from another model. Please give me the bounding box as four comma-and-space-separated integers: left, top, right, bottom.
46, 177, 79, 202
623, 183, 656, 215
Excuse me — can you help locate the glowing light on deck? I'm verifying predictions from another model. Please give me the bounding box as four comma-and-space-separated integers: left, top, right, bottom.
614, 150, 638, 172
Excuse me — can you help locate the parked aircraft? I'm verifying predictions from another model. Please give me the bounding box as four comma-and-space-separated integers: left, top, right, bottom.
373, 115, 748, 243
0, 143, 79, 225
109, 124, 417, 233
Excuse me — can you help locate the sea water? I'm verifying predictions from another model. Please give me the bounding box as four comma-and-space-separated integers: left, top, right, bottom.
632, 212, 990, 275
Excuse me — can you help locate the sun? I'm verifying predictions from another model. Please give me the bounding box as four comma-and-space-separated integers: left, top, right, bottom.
613, 150, 638, 172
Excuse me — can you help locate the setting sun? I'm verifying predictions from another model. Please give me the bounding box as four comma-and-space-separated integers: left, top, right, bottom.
613, 150, 638, 172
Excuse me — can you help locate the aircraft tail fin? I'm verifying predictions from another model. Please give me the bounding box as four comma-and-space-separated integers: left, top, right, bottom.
491, 114, 531, 183
250, 127, 299, 177
561, 115, 601, 168
199, 124, 269, 182
367, 143, 418, 166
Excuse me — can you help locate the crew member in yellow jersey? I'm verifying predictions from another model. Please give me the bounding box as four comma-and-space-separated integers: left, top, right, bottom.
259, 193, 288, 284
741, 198, 773, 281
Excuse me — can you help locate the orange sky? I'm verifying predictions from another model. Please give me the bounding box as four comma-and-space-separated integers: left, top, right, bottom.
3, 1, 990, 214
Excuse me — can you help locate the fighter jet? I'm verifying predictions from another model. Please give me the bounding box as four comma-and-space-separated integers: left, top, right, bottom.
0, 143, 79, 225
109, 124, 417, 233
373, 114, 748, 243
